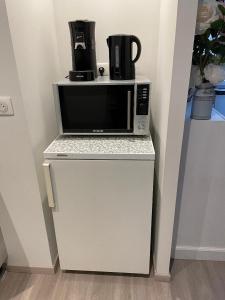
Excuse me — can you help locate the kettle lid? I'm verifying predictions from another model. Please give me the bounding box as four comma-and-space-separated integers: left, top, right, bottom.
69, 20, 95, 25
108, 34, 132, 37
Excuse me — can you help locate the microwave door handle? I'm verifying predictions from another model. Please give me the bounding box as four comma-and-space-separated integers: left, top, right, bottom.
127, 91, 131, 130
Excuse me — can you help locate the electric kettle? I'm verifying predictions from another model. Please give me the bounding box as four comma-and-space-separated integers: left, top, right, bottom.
107, 35, 142, 80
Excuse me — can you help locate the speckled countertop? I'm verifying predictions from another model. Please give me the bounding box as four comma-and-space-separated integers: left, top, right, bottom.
44, 136, 155, 160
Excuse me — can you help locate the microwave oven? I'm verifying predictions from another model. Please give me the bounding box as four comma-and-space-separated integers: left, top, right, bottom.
53, 77, 151, 136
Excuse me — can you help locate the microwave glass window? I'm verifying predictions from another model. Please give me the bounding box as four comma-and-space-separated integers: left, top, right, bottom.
58, 85, 134, 132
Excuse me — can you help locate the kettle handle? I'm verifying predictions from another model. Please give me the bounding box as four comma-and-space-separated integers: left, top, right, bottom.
131, 35, 141, 63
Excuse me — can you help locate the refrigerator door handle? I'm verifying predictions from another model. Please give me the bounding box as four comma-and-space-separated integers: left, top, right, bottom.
43, 162, 55, 208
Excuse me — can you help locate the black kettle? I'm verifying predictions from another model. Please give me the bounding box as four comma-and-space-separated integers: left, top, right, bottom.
107, 35, 142, 80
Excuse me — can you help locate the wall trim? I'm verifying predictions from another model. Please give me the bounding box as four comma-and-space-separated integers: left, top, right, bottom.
174, 246, 225, 261
152, 255, 171, 281
7, 256, 59, 274
52, 254, 59, 272
154, 273, 171, 282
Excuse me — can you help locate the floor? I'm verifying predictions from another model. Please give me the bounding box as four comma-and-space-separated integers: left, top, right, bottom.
0, 260, 225, 300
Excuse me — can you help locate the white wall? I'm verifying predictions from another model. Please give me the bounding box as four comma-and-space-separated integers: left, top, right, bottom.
0, 227, 7, 267
0, 0, 54, 268
0, 0, 161, 270
152, 0, 198, 277
5, 0, 60, 265
0, 0, 200, 274
52, 0, 200, 277
53, 0, 160, 85
173, 109, 225, 261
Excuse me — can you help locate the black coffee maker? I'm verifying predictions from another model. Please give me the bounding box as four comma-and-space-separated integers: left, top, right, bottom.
107, 35, 141, 80
69, 20, 97, 81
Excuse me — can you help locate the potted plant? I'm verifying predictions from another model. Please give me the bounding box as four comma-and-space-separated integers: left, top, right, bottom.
191, 0, 225, 120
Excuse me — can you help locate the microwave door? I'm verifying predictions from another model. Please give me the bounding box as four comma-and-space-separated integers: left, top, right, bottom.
105, 86, 133, 133
58, 85, 134, 134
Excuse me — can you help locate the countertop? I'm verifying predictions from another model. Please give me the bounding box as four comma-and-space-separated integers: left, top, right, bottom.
55, 76, 151, 86
44, 136, 155, 160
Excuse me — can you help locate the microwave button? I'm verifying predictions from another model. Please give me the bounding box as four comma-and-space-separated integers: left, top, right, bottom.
138, 121, 145, 130
137, 102, 149, 115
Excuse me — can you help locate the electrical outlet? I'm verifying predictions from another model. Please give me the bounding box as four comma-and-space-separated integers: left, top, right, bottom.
0, 97, 14, 116
97, 62, 109, 76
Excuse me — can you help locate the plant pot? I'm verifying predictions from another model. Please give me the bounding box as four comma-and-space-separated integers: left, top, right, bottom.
191, 83, 215, 120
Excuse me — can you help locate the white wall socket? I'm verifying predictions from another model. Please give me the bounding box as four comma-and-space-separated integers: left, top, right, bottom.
0, 97, 14, 116
97, 62, 109, 76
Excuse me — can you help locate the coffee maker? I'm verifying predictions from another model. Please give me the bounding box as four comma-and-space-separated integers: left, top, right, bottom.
107, 35, 141, 80
69, 20, 97, 81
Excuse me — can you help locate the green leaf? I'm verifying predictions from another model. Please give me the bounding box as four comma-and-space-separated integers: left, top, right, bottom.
218, 35, 225, 43
218, 4, 225, 16
211, 43, 225, 57
219, 56, 225, 63
210, 19, 225, 31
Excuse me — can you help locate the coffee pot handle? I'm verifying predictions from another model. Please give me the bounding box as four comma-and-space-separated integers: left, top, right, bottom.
131, 35, 141, 63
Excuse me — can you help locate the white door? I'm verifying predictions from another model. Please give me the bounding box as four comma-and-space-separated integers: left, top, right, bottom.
46, 159, 154, 274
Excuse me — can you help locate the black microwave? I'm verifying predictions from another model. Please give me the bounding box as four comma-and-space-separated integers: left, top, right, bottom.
53, 77, 151, 136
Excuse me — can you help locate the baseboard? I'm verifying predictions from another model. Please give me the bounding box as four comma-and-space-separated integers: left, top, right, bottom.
174, 246, 225, 261
52, 255, 59, 273
7, 255, 59, 275
152, 255, 171, 282
0, 240, 7, 268
154, 273, 171, 282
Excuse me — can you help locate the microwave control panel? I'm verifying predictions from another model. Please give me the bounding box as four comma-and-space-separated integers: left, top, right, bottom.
136, 84, 149, 115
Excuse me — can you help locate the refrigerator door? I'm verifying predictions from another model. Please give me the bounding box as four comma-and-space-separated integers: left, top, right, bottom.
46, 159, 154, 274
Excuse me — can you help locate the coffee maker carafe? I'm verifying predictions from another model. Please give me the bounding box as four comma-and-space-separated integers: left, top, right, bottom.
69, 20, 97, 81
107, 35, 141, 80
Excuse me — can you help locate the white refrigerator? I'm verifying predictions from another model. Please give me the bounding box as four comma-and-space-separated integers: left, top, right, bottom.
43, 136, 155, 274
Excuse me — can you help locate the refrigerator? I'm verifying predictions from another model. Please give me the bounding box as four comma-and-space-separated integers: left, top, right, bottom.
43, 136, 155, 275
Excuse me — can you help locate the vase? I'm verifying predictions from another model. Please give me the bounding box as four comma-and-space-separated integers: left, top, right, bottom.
191, 82, 215, 120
